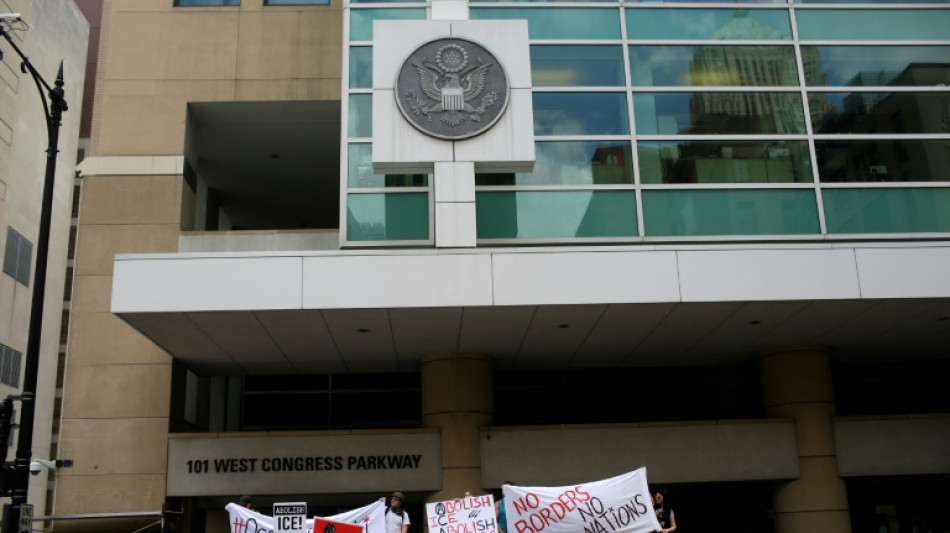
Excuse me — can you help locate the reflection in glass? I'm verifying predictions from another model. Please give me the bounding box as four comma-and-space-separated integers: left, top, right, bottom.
476, 191, 638, 239
531, 46, 625, 87
802, 46, 950, 87
471, 8, 621, 39
634, 92, 805, 135
349, 8, 425, 41
815, 140, 950, 183
477, 142, 633, 186
347, 193, 429, 241
534, 93, 629, 135
348, 144, 428, 188
638, 141, 812, 184
625, 8, 791, 40
796, 10, 950, 41
642, 189, 820, 236
822, 188, 950, 234
348, 94, 372, 138
349, 47, 372, 89
812, 92, 950, 135
629, 45, 798, 87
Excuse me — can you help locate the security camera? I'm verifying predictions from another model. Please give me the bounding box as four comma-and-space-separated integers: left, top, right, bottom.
29, 462, 42, 476
0, 13, 22, 22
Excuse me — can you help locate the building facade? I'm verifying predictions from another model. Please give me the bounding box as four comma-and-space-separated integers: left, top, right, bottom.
63, 1, 948, 533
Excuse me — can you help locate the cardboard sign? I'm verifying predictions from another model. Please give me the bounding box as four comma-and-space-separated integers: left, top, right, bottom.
426, 494, 497, 533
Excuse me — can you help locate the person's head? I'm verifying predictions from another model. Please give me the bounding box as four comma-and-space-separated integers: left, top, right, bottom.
654, 491, 666, 508
390, 491, 405, 508
239, 495, 253, 509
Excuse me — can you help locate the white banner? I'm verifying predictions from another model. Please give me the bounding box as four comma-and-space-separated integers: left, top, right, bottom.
226, 500, 386, 533
501, 469, 660, 533
425, 494, 497, 533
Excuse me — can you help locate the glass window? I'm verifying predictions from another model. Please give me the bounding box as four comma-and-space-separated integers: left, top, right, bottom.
633, 92, 806, 135
802, 46, 950, 87
265, 0, 328, 5
531, 46, 625, 87
476, 141, 633, 186
347, 193, 429, 241
348, 144, 428, 188
822, 188, 950, 234
625, 8, 791, 40
812, 92, 950, 135
796, 9, 950, 41
348, 94, 372, 138
534, 93, 629, 135
476, 191, 638, 239
471, 8, 621, 40
638, 141, 813, 184
349, 47, 372, 89
642, 189, 820, 236
815, 140, 950, 183
349, 8, 426, 41
176, 0, 239, 5
629, 45, 798, 87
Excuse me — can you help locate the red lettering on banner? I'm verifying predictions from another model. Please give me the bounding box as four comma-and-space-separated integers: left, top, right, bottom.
511, 494, 539, 516
507, 486, 593, 533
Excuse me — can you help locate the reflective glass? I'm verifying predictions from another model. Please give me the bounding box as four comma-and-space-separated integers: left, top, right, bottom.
802, 46, 950, 87
531, 46, 625, 87
638, 141, 812, 184
633, 92, 805, 135
822, 188, 950, 234
471, 8, 621, 39
349, 8, 425, 41
349, 47, 372, 89
628, 0, 786, 3
629, 45, 798, 87
347, 193, 429, 241
642, 189, 820, 236
812, 92, 950, 135
348, 94, 372, 138
625, 8, 791, 40
797, 0, 950, 2
815, 140, 950, 183
534, 93, 630, 135
477, 142, 633, 185
796, 10, 950, 41
348, 144, 428, 188
476, 191, 638, 239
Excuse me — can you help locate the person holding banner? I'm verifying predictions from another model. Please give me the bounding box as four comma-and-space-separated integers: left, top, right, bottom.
495, 481, 512, 533
386, 491, 410, 533
653, 491, 676, 533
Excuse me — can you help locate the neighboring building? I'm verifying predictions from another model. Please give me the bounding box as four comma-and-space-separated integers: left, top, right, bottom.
62, 2, 948, 533
0, 0, 88, 524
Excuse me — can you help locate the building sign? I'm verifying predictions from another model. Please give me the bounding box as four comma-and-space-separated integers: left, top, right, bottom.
274, 503, 307, 533
395, 37, 510, 140
167, 432, 442, 496
426, 495, 498, 533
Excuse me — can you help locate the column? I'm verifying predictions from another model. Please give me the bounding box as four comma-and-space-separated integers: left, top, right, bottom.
760, 349, 851, 533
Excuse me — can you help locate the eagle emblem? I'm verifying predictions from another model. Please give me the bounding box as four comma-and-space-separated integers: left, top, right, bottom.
395, 38, 509, 140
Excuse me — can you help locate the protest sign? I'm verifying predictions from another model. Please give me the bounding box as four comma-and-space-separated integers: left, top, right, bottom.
313, 518, 366, 533
426, 494, 498, 533
227, 499, 385, 533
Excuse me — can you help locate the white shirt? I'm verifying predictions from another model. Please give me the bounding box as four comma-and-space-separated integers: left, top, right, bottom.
386, 508, 410, 533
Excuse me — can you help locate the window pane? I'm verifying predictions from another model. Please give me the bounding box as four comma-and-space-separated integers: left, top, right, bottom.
348, 94, 372, 138
348, 144, 428, 188
266, 0, 329, 5
625, 8, 791, 40
534, 93, 629, 135
796, 9, 950, 41
643, 189, 820, 236
822, 188, 950, 234
812, 92, 950, 135
629, 45, 799, 87
477, 191, 638, 239
471, 8, 621, 40
638, 141, 812, 184
633, 92, 805, 135
347, 193, 429, 241
531, 46, 625, 87
815, 140, 950, 183
477, 141, 633, 185
802, 46, 950, 87
349, 9, 425, 41
349, 47, 372, 89
176, 0, 239, 5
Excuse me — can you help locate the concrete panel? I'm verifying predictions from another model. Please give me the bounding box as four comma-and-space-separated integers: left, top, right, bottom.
372, 89, 453, 173
435, 202, 477, 248
302, 254, 494, 308
52, 474, 167, 516
373, 21, 452, 90
678, 248, 861, 302
61, 363, 172, 419
77, 156, 184, 177
79, 175, 183, 225
834, 416, 950, 476
71, 275, 114, 313
450, 20, 530, 89
74, 224, 181, 276
492, 251, 680, 306
434, 162, 476, 203
432, 0, 469, 21
458, 89, 535, 173
112, 256, 304, 312
480, 421, 799, 486
67, 312, 172, 365
57, 417, 169, 475
856, 246, 950, 298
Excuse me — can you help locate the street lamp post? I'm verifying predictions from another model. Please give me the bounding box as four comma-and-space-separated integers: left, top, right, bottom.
0, 16, 68, 533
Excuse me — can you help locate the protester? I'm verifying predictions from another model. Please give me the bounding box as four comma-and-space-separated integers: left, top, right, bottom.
495, 481, 513, 533
653, 490, 677, 533
386, 491, 410, 533
239, 495, 253, 510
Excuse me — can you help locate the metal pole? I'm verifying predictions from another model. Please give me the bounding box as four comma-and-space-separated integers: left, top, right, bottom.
0, 23, 67, 533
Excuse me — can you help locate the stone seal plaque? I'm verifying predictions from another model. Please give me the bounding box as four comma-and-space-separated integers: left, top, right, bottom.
395, 37, 510, 140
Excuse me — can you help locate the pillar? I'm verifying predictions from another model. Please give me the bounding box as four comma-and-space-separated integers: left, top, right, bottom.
760, 349, 851, 533
421, 353, 493, 501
